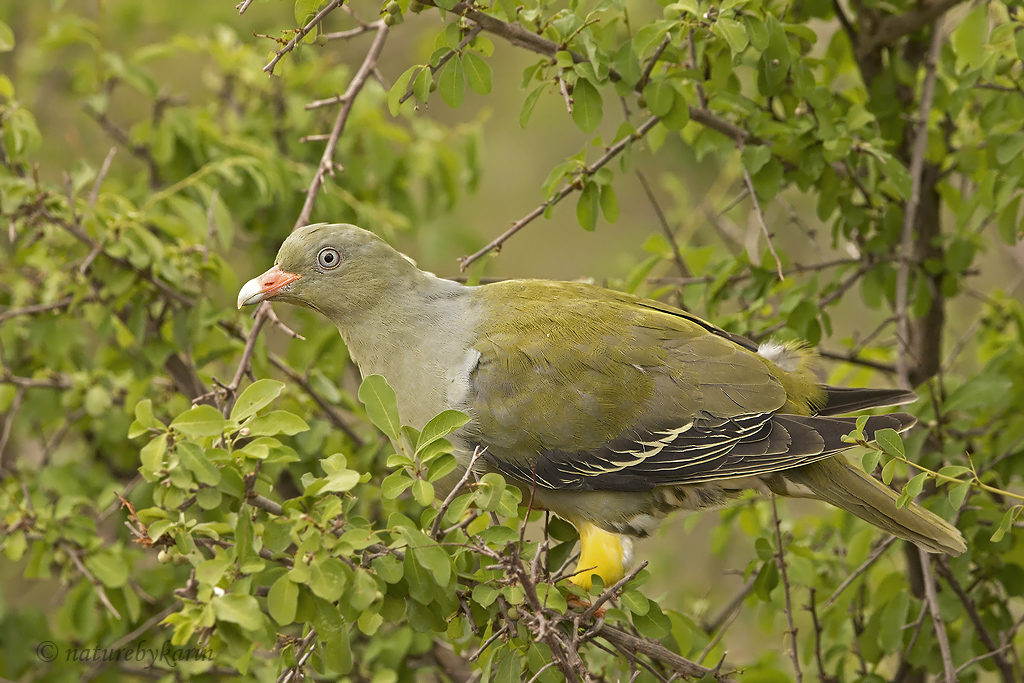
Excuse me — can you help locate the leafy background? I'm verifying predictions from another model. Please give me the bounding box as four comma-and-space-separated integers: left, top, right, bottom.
1, 0, 1023, 681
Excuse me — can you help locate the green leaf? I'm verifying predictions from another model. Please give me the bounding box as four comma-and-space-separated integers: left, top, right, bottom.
309, 557, 349, 601
642, 80, 674, 117
571, 78, 602, 133
472, 582, 498, 607
713, 17, 748, 55
620, 589, 649, 615
231, 379, 285, 422
991, 505, 1022, 543
951, 5, 989, 70
600, 184, 618, 223
357, 374, 401, 441
196, 554, 232, 585
741, 146, 772, 175
880, 458, 899, 485
0, 22, 14, 52
268, 574, 298, 625
84, 551, 128, 588
398, 527, 451, 586
520, 84, 544, 128
170, 404, 227, 437
475, 472, 506, 511
417, 409, 470, 454
427, 453, 458, 482
862, 448, 881, 474
139, 435, 167, 476
388, 65, 419, 115
178, 442, 221, 486
438, 56, 465, 108
134, 399, 161, 430
348, 569, 379, 611
897, 472, 928, 508
947, 481, 971, 510
411, 478, 434, 506
381, 470, 413, 499
412, 65, 431, 103
577, 181, 599, 231
462, 51, 492, 94
319, 468, 360, 494
246, 410, 309, 436
212, 593, 263, 631
874, 428, 904, 458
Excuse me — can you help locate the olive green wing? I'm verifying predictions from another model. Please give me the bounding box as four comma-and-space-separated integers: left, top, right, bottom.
466, 281, 870, 492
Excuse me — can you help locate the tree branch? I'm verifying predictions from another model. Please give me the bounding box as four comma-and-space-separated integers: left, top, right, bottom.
594, 623, 736, 682
854, 0, 962, 62
771, 495, 802, 683
895, 17, 944, 387
264, 0, 346, 75
918, 550, 956, 683
934, 558, 1017, 683
294, 21, 389, 230
459, 116, 659, 270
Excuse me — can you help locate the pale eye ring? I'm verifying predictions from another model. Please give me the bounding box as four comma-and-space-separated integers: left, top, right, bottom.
317, 247, 340, 269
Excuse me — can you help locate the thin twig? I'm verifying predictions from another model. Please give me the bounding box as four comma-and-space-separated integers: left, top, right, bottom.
236, 0, 255, 14
595, 623, 736, 682
63, 542, 121, 619
323, 25, 376, 41
294, 21, 389, 229
430, 447, 485, 538
278, 629, 318, 683
742, 168, 784, 279
0, 296, 77, 324
854, 0, 960, 61
417, 0, 753, 146
580, 560, 649, 622
396, 25, 484, 106
459, 116, 660, 270
638, 34, 672, 91
895, 18, 944, 387
701, 574, 756, 634
934, 558, 1016, 683
0, 386, 24, 471
807, 589, 835, 683
817, 349, 897, 374
918, 549, 955, 683
0, 373, 72, 389
221, 303, 270, 416
771, 495, 802, 683
823, 536, 897, 608
635, 170, 690, 277
264, 0, 345, 75
89, 147, 117, 207
687, 30, 707, 108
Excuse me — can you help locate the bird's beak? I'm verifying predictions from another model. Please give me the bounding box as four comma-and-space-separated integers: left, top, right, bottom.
237, 265, 302, 309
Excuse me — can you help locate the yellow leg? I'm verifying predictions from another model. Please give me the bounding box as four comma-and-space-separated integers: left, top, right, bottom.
569, 521, 631, 591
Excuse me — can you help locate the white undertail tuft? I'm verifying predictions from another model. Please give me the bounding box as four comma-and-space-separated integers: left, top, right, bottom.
757, 340, 804, 372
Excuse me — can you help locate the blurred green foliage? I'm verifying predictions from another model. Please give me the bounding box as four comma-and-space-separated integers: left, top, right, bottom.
1, 0, 1023, 681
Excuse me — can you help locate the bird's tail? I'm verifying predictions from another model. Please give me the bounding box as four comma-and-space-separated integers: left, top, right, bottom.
771, 458, 966, 555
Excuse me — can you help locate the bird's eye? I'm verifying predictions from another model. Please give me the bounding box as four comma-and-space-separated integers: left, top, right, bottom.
317, 247, 340, 269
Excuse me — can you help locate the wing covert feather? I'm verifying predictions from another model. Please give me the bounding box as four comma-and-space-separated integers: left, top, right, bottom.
467, 280, 792, 488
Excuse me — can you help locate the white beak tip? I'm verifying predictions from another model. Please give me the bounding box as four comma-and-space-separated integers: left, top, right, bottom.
237, 277, 264, 310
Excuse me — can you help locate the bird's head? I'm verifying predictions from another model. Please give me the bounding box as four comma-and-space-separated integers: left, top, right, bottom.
237, 223, 418, 321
